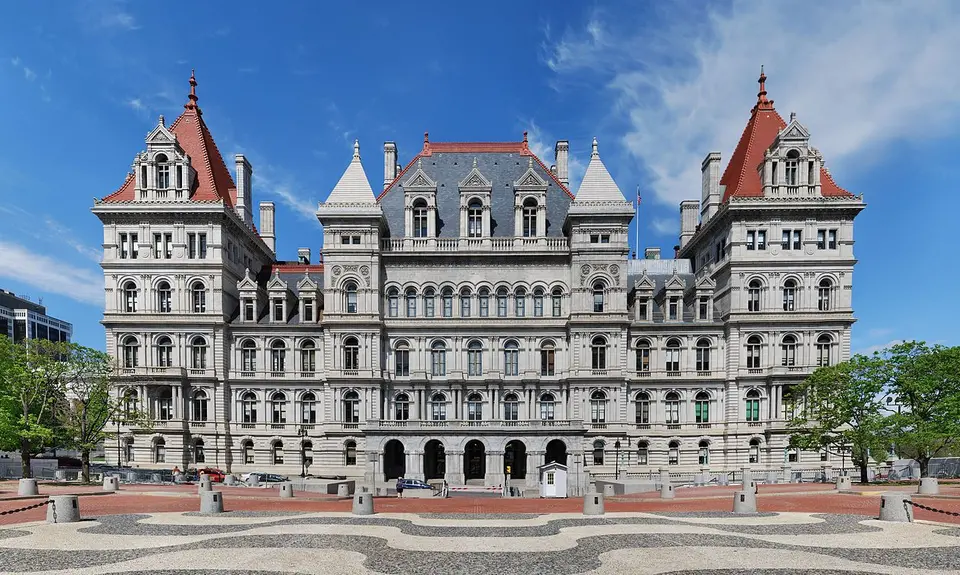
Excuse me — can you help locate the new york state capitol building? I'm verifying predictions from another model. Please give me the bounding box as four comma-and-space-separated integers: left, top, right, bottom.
93, 71, 864, 491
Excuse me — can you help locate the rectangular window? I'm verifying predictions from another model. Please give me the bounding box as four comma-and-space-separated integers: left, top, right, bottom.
746, 230, 755, 250
515, 296, 525, 317
590, 234, 599, 243
395, 349, 409, 377
533, 295, 543, 317
461, 297, 471, 318
793, 230, 801, 250
273, 299, 284, 322
130, 233, 138, 259
552, 294, 562, 317
164, 233, 173, 259
828, 229, 837, 249
716, 240, 725, 261
757, 230, 766, 250
153, 233, 162, 259
303, 299, 314, 322
817, 229, 826, 249
668, 297, 679, 321
198, 233, 207, 258
497, 295, 507, 317
188, 233, 197, 259
637, 298, 648, 320
243, 300, 255, 322
341, 235, 350, 245
479, 295, 489, 317
771, 161, 778, 185
468, 350, 482, 376
781, 230, 791, 250
540, 349, 555, 376
352, 235, 361, 245
425, 296, 435, 317
176, 165, 183, 189
808, 161, 815, 185
504, 350, 519, 376
698, 297, 708, 320
442, 294, 452, 317
600, 234, 610, 243
119, 233, 129, 259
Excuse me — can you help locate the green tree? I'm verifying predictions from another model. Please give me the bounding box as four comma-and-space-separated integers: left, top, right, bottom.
788, 354, 890, 483
883, 341, 960, 477
0, 336, 70, 478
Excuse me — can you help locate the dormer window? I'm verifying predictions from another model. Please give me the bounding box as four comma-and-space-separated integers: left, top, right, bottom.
303, 298, 314, 322
668, 296, 679, 320
272, 298, 285, 322
467, 200, 483, 237
521, 198, 538, 237
243, 298, 255, 322
785, 150, 800, 186
156, 154, 170, 190
413, 200, 429, 238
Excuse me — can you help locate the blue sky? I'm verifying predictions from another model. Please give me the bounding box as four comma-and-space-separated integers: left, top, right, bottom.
1, 0, 958, 352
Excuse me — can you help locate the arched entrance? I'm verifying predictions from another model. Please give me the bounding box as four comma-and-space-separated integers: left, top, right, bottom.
424, 440, 446, 480
464, 439, 486, 481
384, 439, 405, 480
504, 440, 526, 479
545, 439, 567, 466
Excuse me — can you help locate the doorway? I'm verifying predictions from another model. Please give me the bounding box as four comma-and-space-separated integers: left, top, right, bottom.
504, 440, 527, 479
464, 439, 486, 481
384, 439, 405, 480
424, 440, 446, 480
546, 439, 568, 466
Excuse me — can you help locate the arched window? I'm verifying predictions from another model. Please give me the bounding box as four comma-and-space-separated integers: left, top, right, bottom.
123, 437, 134, 463
665, 391, 681, 425
301, 392, 317, 424
154, 437, 166, 463
157, 388, 173, 420
190, 336, 207, 369
155, 336, 173, 367
635, 391, 650, 425
192, 281, 206, 313
441, 287, 454, 317
782, 279, 797, 311
522, 197, 538, 237
748, 438, 761, 464
698, 440, 710, 465
122, 389, 138, 419
478, 287, 490, 317
496, 287, 508, 317
746, 336, 762, 369
665, 338, 681, 372
300, 340, 316, 374
551, 287, 563, 317
394, 392, 410, 421
816, 334, 833, 367
156, 281, 172, 313
636, 340, 651, 373
460, 287, 472, 317
467, 340, 483, 376
122, 336, 139, 368
503, 392, 520, 421
592, 439, 605, 465
343, 336, 359, 371
394, 340, 410, 377
748, 280, 762, 312
503, 340, 520, 376
695, 391, 710, 424
272, 440, 284, 464
271, 339, 287, 373
155, 153, 170, 189
593, 281, 605, 313
344, 282, 358, 314
781, 335, 797, 367
242, 440, 254, 464
342, 390, 360, 423
241, 339, 257, 373
590, 390, 607, 423
194, 438, 205, 464
668, 440, 680, 465
539, 392, 555, 420
540, 340, 556, 376
533, 287, 545, 317
270, 391, 287, 424
344, 440, 357, 465
785, 149, 799, 186
123, 281, 138, 312
423, 287, 436, 317
431, 341, 446, 376
637, 441, 649, 465
591, 336, 607, 370
241, 391, 257, 423
695, 338, 711, 372
467, 392, 483, 421
468, 199, 483, 237
387, 287, 399, 317
430, 392, 447, 421
405, 288, 417, 317
745, 389, 761, 422
413, 199, 429, 237
514, 287, 526, 317
191, 389, 208, 421
302, 440, 314, 468
818, 278, 832, 311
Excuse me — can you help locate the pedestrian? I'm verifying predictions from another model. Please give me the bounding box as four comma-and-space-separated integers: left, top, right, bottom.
396, 477, 404, 498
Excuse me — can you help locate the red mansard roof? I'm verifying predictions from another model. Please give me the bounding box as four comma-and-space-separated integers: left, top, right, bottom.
102, 71, 237, 206
376, 131, 574, 201
720, 70, 851, 202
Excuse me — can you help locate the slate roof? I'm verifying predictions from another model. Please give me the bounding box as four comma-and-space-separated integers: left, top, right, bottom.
376, 134, 573, 238
627, 258, 709, 323
229, 263, 324, 326
326, 141, 377, 204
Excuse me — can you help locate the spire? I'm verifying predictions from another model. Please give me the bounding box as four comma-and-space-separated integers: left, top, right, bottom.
325, 139, 376, 204
353, 139, 360, 160
184, 69, 201, 113
591, 137, 599, 159
754, 65, 774, 111
574, 137, 630, 203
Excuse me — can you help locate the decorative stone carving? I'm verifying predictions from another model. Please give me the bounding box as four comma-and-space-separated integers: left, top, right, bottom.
360, 265, 370, 277
332, 266, 342, 277
580, 264, 591, 275
609, 264, 620, 277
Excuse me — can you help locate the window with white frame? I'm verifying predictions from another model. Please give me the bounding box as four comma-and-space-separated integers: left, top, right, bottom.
405, 288, 417, 317
192, 281, 206, 313
424, 288, 436, 317
593, 282, 605, 313
157, 388, 173, 420
668, 296, 679, 320
467, 340, 483, 376
155, 336, 173, 367
635, 391, 650, 424
272, 441, 284, 464
387, 288, 399, 317
270, 392, 287, 424
394, 393, 409, 421
533, 288, 544, 317
637, 441, 649, 465
749, 438, 761, 463
539, 393, 555, 420
300, 341, 316, 374
272, 298, 285, 321
668, 440, 679, 465
270, 340, 286, 373
745, 389, 761, 422
592, 440, 605, 465
698, 440, 710, 465
413, 199, 429, 238
194, 439, 205, 463
241, 340, 257, 373
698, 296, 709, 320
241, 392, 258, 423
695, 391, 710, 423
190, 336, 207, 369
695, 338, 710, 371
242, 440, 254, 464
782, 279, 797, 311
636, 341, 651, 372
514, 288, 526, 317
344, 282, 358, 314
431, 341, 446, 376
496, 288, 508, 317
478, 288, 490, 317
665, 338, 681, 372
467, 199, 483, 237
394, 341, 410, 377
665, 392, 681, 425
156, 281, 172, 313
540, 341, 555, 376
342, 391, 360, 423
192, 390, 208, 421
590, 390, 607, 423
430, 393, 447, 420
816, 334, 832, 366
781, 335, 797, 367
460, 288, 471, 317
551, 288, 563, 316
467, 393, 483, 421
503, 393, 520, 420
122, 336, 139, 368
344, 440, 357, 465
746, 336, 762, 368
343, 337, 359, 371
503, 340, 519, 376
747, 280, 762, 312
746, 229, 767, 250
154, 438, 166, 463
441, 287, 453, 317
818, 278, 832, 311
301, 392, 317, 423
781, 229, 802, 250
591, 336, 607, 370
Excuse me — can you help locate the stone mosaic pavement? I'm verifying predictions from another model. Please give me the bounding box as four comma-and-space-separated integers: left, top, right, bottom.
1, 510, 959, 574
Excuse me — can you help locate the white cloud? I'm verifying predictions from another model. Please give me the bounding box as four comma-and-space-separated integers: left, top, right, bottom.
126, 98, 144, 111
650, 218, 677, 236
100, 10, 139, 30
42, 217, 102, 263
854, 339, 905, 357
543, 1, 960, 206
10, 56, 20, 67
23, 67, 36, 81
0, 241, 103, 307
265, 183, 318, 221
524, 119, 586, 192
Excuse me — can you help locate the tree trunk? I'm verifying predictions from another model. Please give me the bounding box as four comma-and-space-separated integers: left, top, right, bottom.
859, 462, 869, 484
919, 456, 930, 478
81, 449, 91, 483
20, 438, 32, 479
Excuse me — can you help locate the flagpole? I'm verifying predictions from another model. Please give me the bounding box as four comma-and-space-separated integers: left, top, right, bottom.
635, 185, 641, 259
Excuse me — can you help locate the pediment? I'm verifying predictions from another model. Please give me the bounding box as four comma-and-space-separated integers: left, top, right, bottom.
513, 161, 547, 190
237, 268, 259, 291
664, 275, 686, 290
297, 272, 319, 291
459, 160, 492, 190
402, 159, 437, 191
695, 274, 716, 290
634, 274, 655, 291
267, 271, 288, 292
779, 119, 810, 142
146, 119, 176, 145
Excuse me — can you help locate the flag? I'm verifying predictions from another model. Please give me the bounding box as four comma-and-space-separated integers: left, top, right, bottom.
636, 185, 642, 204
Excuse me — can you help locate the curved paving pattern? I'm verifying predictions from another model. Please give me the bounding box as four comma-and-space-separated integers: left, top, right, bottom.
0, 511, 957, 574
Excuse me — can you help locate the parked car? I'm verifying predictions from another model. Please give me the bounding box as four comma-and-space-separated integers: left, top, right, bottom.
397, 478, 432, 490
196, 468, 226, 482
240, 472, 288, 483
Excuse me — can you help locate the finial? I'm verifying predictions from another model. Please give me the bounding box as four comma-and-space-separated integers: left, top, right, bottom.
417, 158, 423, 169
591, 137, 599, 158
184, 69, 200, 111
755, 66, 773, 110
158, 114, 165, 127
472, 157, 477, 168
424, 131, 429, 144
523, 131, 528, 143
790, 111, 796, 122
528, 157, 533, 168
353, 139, 360, 160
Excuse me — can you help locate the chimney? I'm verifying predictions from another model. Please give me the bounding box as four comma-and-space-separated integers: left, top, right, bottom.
297, 248, 311, 265
644, 247, 661, 260
700, 151, 721, 223
235, 154, 253, 224
679, 200, 700, 249
259, 201, 276, 254
554, 140, 569, 186
383, 142, 398, 190
673, 245, 680, 258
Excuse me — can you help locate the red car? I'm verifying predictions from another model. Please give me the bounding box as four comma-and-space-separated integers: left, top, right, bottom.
197, 468, 226, 482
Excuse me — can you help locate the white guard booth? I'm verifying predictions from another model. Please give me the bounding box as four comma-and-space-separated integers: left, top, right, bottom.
538, 462, 568, 498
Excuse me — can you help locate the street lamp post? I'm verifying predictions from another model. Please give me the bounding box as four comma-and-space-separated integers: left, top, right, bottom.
298, 427, 308, 478
573, 452, 582, 496
614, 439, 621, 480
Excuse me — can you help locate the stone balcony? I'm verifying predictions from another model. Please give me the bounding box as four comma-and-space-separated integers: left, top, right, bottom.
380, 236, 569, 254
366, 418, 584, 433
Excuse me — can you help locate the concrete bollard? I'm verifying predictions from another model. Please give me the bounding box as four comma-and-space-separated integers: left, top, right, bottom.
337, 483, 350, 497
782, 466, 793, 484
280, 483, 294, 498
198, 479, 213, 493
102, 476, 119, 492
733, 490, 758, 514
918, 477, 940, 495
200, 490, 224, 514
18, 478, 39, 496
352, 491, 374, 515
583, 492, 605, 515
880, 492, 913, 522
54, 470, 67, 482
46, 495, 81, 523
224, 474, 236, 486
660, 482, 675, 500
125, 471, 138, 483
602, 483, 616, 496
836, 476, 852, 491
